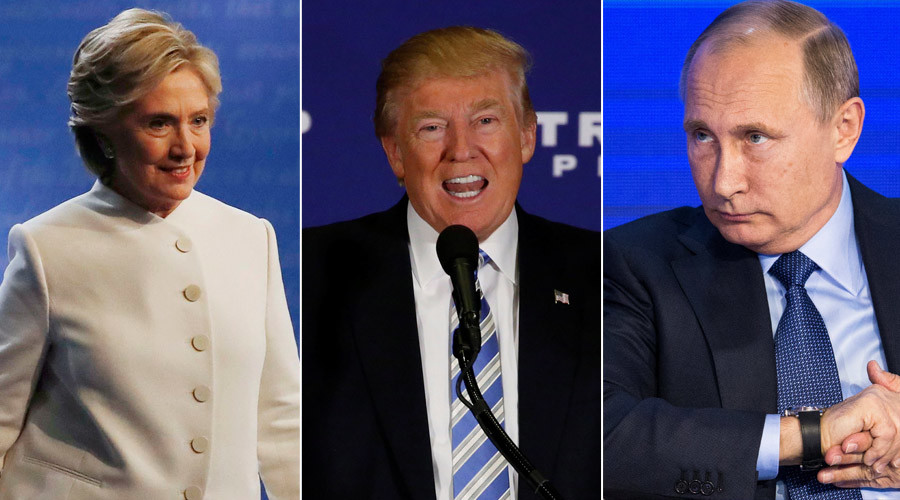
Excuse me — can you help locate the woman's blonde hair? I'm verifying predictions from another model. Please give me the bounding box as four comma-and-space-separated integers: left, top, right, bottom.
68, 8, 222, 180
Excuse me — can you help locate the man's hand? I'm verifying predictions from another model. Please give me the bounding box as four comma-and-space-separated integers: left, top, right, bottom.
868, 361, 900, 392
817, 361, 900, 488
819, 464, 900, 489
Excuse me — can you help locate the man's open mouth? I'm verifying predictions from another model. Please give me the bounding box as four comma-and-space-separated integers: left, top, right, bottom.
443, 175, 487, 199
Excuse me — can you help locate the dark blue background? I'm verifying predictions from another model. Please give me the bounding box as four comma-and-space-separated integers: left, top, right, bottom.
0, 2, 298, 498
0, 0, 298, 333
604, 0, 900, 230
302, 1, 603, 231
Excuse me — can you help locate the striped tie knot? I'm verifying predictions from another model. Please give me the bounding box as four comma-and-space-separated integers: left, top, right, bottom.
478, 249, 491, 269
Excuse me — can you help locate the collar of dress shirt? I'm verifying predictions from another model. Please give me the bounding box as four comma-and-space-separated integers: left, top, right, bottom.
406, 202, 519, 288
757, 171, 863, 296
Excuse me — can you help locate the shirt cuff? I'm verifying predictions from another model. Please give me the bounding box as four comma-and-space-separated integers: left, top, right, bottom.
756, 413, 781, 480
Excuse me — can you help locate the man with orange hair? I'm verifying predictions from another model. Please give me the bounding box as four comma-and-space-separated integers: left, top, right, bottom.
304, 26, 600, 500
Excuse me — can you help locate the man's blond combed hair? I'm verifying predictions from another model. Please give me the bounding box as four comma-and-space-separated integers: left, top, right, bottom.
679, 0, 858, 123
68, 8, 222, 180
374, 26, 536, 138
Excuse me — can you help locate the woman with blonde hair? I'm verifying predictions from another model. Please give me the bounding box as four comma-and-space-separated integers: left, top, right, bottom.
0, 9, 299, 499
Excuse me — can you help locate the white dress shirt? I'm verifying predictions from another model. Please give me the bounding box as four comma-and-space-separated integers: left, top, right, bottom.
406, 202, 520, 500
754, 172, 897, 498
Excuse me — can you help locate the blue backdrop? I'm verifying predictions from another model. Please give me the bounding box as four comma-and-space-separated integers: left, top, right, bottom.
0, 1, 299, 333
604, 0, 900, 230
302, 1, 603, 231
0, 2, 298, 498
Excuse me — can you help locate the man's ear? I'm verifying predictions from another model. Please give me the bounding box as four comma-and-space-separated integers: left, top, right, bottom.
380, 135, 405, 180
520, 120, 537, 164
833, 97, 864, 164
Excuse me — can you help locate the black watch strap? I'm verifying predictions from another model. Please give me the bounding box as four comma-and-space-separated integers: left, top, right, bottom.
798, 410, 826, 471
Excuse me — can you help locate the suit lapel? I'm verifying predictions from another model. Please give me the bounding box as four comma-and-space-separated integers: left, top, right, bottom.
516, 209, 583, 479
668, 177, 900, 412
350, 200, 436, 499
848, 175, 900, 372
671, 213, 778, 412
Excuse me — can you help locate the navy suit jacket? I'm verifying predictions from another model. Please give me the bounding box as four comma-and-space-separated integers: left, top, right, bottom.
303, 198, 601, 499
603, 174, 900, 499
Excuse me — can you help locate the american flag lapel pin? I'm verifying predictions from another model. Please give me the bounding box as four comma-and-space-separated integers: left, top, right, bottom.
554, 289, 570, 305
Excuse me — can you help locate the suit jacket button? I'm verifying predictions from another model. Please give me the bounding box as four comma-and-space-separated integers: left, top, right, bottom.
193, 385, 211, 402
184, 486, 202, 500
700, 481, 715, 496
175, 237, 193, 253
183, 285, 202, 302
191, 436, 209, 453
191, 335, 210, 351
675, 479, 688, 494
689, 479, 702, 494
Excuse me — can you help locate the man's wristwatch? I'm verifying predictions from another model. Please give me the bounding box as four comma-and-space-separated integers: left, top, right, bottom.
782, 406, 829, 470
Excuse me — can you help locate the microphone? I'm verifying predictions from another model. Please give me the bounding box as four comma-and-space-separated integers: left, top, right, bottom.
436, 225, 481, 361
436, 224, 565, 500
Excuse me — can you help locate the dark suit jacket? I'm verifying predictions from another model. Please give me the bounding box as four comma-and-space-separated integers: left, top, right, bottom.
303, 198, 601, 499
603, 174, 900, 499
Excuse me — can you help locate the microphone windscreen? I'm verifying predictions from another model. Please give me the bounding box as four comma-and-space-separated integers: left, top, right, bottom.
436, 225, 478, 276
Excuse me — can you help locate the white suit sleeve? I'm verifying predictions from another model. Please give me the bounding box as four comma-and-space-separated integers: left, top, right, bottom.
256, 219, 300, 499
0, 224, 51, 469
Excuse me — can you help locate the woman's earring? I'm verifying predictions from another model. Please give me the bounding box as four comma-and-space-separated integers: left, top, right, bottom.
98, 138, 115, 159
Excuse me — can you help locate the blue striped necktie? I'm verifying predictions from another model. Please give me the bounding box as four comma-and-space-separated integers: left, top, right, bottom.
450, 250, 510, 500
771, 250, 860, 500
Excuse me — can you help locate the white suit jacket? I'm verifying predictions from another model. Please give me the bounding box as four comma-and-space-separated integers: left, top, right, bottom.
0, 182, 299, 499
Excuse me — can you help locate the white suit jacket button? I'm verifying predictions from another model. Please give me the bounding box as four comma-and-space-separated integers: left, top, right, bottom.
175, 237, 193, 253
184, 485, 202, 500
193, 385, 211, 402
183, 285, 202, 302
191, 436, 209, 453
191, 335, 210, 351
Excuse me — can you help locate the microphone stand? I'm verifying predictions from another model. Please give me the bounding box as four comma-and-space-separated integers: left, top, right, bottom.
453, 339, 564, 500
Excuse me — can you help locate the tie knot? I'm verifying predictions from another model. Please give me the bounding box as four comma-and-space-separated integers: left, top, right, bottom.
478, 249, 492, 269
769, 250, 819, 289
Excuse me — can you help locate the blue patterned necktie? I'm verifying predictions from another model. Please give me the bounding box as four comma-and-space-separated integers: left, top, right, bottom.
771, 250, 860, 499
450, 250, 510, 500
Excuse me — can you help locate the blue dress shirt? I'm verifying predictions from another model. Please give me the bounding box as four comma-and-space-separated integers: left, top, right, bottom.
755, 172, 896, 499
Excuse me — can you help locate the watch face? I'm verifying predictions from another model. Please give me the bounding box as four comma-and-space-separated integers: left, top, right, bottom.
782, 406, 829, 416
